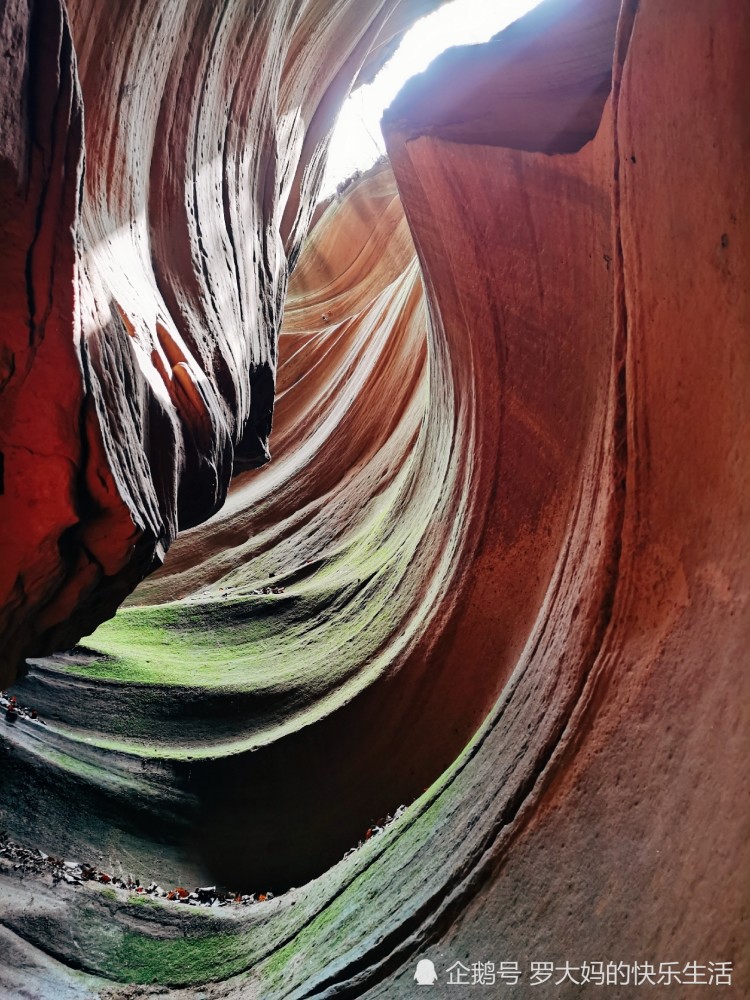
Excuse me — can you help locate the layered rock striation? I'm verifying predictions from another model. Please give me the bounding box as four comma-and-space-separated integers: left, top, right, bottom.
0, 0, 442, 686
0, 0, 748, 997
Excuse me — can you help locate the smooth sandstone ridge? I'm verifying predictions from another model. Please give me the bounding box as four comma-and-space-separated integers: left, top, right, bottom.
0, 0, 748, 997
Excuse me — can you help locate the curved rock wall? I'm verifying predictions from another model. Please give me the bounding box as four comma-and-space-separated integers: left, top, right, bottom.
0, 0, 441, 685
0, 0, 748, 997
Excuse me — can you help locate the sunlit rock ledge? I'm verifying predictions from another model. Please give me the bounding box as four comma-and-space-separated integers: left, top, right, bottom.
0, 0, 748, 997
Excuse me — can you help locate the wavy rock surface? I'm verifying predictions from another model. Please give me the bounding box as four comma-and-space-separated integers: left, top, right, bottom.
0, 0, 442, 686
1, 0, 748, 997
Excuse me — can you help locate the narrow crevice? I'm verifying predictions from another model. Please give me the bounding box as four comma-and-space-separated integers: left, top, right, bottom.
290, 6, 643, 997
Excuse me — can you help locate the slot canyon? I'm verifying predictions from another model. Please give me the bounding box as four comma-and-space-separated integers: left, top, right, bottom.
0, 0, 748, 996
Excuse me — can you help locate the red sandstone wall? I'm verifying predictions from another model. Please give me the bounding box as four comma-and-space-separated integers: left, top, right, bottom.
0, 0, 443, 686
0, 0, 747, 996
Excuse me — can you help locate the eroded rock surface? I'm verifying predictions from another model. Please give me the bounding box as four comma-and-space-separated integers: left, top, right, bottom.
0, 0, 442, 686
0, 0, 748, 997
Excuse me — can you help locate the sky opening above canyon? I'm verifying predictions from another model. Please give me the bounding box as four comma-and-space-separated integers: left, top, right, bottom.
321, 0, 544, 196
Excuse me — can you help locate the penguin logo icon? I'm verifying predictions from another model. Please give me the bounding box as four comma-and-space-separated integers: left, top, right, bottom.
414, 958, 438, 985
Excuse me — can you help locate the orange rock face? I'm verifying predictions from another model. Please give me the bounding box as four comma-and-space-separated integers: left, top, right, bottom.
0, 0, 442, 686
0, 0, 748, 997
